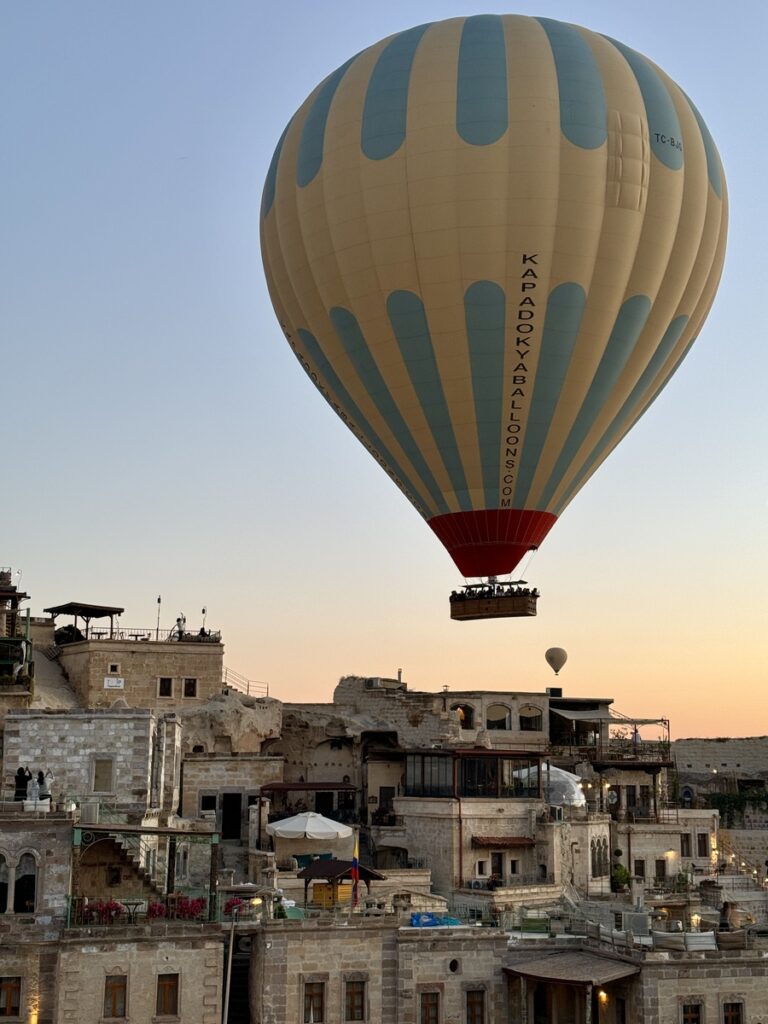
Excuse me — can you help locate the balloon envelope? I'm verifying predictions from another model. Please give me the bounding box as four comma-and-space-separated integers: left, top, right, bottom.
261, 15, 727, 577
545, 647, 568, 675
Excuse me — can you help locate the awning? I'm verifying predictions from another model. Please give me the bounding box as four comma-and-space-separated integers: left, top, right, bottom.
505, 952, 640, 986
550, 708, 613, 722
471, 836, 535, 849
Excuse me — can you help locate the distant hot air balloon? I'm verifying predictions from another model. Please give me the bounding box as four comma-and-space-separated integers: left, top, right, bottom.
545, 647, 568, 676
260, 15, 727, 618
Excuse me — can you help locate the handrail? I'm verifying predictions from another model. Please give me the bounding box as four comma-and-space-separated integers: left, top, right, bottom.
222, 667, 269, 697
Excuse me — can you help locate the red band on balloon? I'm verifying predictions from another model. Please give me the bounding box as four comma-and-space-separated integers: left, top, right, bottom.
428, 509, 557, 578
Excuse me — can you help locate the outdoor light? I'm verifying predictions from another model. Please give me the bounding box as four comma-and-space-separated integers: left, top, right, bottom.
598, 990, 608, 1005
691, 913, 701, 930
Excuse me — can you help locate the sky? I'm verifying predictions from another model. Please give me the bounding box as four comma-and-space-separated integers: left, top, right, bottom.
3, 1, 766, 737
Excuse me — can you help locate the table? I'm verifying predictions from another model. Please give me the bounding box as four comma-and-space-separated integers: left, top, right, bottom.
92, 630, 108, 639
128, 633, 148, 641
122, 900, 145, 924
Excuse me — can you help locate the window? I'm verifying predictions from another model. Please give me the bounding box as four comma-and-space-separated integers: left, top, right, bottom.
519, 706, 543, 731
158, 677, 173, 698
655, 859, 666, 882
405, 754, 452, 797
183, 677, 197, 698
682, 1004, 702, 1024
420, 992, 440, 1024
304, 982, 325, 1023
476, 860, 488, 877
486, 704, 510, 730
697, 833, 710, 858
103, 975, 127, 1018
156, 973, 179, 1016
723, 1004, 743, 1024
344, 979, 366, 1021
634, 859, 646, 879
509, 859, 519, 876
0, 978, 20, 1018
466, 990, 485, 1024
108, 662, 120, 674
93, 758, 114, 793
200, 795, 217, 812
13, 854, 36, 914
681, 833, 692, 858
451, 704, 475, 729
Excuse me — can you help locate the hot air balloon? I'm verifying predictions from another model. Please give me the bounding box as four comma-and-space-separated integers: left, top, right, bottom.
545, 647, 568, 676
260, 15, 727, 620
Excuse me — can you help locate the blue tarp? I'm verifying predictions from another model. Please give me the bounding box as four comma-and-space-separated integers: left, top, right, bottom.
410, 912, 463, 928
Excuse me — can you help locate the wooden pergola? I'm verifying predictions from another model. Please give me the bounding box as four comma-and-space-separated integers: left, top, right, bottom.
44, 602, 124, 639
296, 859, 385, 908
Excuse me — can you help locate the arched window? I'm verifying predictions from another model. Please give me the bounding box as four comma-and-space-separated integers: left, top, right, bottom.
681, 787, 693, 809
519, 705, 543, 731
0, 855, 7, 913
14, 853, 37, 914
590, 839, 598, 878
451, 704, 475, 729
192, 744, 205, 753
486, 705, 511, 731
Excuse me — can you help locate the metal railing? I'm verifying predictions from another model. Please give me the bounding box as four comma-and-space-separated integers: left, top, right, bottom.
222, 667, 269, 697
66, 892, 217, 927
462, 873, 555, 890
77, 626, 222, 643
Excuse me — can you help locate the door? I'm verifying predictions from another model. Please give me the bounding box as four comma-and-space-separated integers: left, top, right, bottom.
315, 791, 334, 816
379, 786, 395, 811
221, 792, 242, 840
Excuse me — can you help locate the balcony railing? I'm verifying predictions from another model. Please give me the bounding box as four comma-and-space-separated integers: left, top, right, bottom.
76, 627, 222, 643
463, 873, 554, 891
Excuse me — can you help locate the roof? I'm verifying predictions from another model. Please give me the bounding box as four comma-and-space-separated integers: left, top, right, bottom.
296, 859, 386, 882
471, 836, 535, 849
550, 707, 613, 722
44, 602, 124, 618
260, 781, 357, 792
505, 952, 640, 986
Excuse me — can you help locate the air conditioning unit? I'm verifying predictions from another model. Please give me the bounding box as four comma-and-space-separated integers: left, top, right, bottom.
546, 687, 563, 697
366, 677, 382, 689
550, 805, 564, 821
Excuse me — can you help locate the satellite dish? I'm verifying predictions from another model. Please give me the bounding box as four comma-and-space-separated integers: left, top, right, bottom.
545, 648, 568, 676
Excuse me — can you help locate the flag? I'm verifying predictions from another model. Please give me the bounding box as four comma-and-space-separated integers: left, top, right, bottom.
351, 831, 360, 907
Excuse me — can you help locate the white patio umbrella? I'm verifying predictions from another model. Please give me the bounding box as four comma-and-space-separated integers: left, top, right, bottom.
265, 811, 353, 840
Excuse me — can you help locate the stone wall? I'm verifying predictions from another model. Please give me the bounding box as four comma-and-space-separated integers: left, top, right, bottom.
331, 675, 554, 751
250, 917, 507, 1024
612, 810, 719, 881
2, 708, 163, 811
637, 951, 768, 1024
673, 737, 768, 777
0, 814, 72, 939
56, 932, 224, 1024
181, 753, 283, 823
56, 637, 224, 709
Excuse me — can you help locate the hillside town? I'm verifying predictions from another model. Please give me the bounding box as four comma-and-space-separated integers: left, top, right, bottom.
1, 567, 767, 1023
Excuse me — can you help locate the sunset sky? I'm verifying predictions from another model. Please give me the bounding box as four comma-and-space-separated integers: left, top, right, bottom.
5, 1, 766, 737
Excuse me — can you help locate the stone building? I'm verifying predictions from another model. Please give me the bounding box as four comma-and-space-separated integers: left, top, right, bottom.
3, 707, 181, 817
245, 913, 768, 1024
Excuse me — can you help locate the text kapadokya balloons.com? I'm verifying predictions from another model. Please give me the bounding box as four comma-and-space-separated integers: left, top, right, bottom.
260, 15, 727, 579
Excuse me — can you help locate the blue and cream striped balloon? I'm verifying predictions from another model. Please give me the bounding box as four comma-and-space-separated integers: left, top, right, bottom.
260, 15, 727, 578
